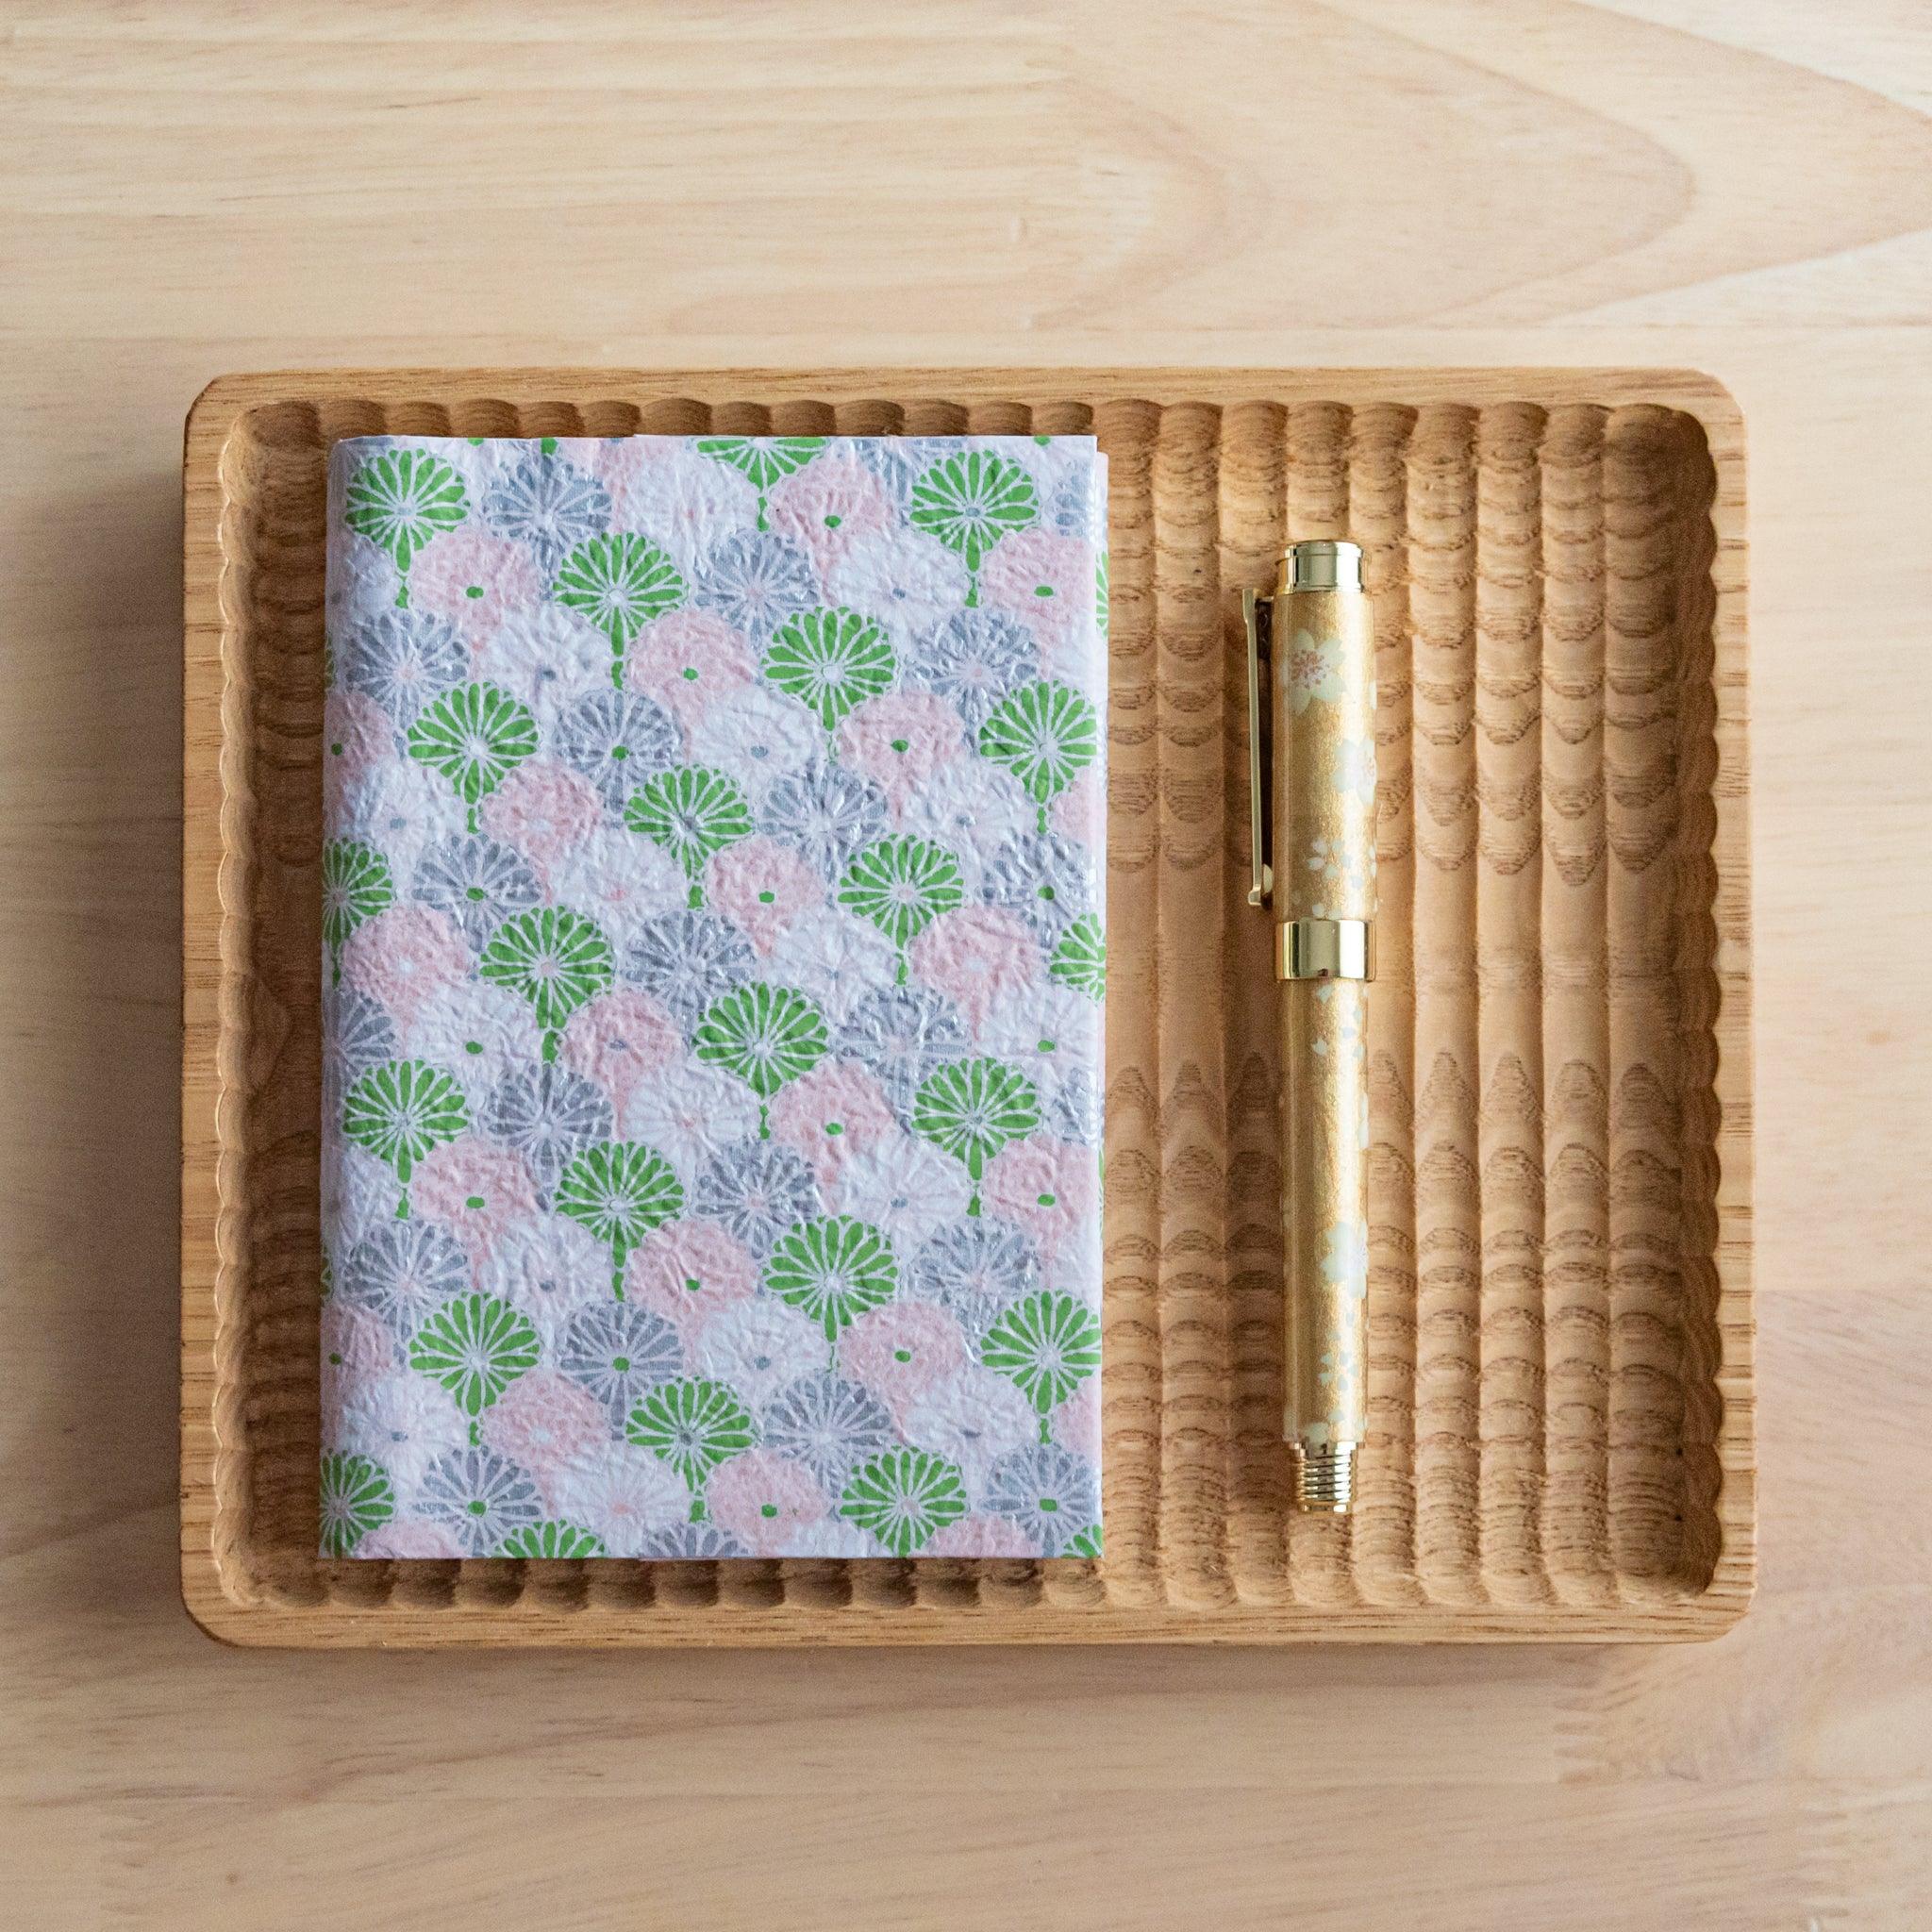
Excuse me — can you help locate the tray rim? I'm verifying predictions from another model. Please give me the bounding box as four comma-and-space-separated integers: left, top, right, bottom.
182, 366, 1753, 1648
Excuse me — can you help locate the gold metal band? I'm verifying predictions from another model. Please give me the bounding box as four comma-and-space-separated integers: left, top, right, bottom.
1275, 917, 1374, 982
1291, 1441, 1357, 1512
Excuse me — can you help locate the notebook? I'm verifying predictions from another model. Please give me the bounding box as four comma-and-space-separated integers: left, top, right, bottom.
318, 432, 1108, 1560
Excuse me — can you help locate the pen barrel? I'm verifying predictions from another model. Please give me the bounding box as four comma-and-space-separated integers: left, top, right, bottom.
1272, 571, 1375, 1509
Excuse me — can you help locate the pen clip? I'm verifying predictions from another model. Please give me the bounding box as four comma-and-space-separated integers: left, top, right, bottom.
1242, 586, 1273, 907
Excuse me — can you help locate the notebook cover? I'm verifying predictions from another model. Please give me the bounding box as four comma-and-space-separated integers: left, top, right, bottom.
317, 434, 1108, 1561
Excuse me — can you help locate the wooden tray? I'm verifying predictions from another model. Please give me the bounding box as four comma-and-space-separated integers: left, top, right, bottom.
182, 369, 1752, 1645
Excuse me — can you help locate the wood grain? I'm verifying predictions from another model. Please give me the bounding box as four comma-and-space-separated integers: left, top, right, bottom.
5, 0, 1931, 1924
181, 368, 1749, 1645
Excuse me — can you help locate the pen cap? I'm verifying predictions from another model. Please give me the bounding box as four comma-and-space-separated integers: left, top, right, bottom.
1277, 540, 1362, 595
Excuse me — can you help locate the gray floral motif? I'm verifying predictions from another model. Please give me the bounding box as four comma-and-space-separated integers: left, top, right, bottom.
558, 1302, 683, 1429
1044, 468, 1108, 541
323, 986, 397, 1108
691, 1139, 821, 1255
854, 437, 966, 509
983, 1441, 1100, 1556
483, 1064, 613, 1201
837, 985, 969, 1114
322, 433, 1109, 1561
416, 1446, 543, 1555
340, 610, 467, 724
340, 1221, 470, 1336
691, 531, 818, 641
641, 1522, 748, 1559
553, 688, 678, 808
908, 608, 1037, 730
482, 451, 611, 569
1047, 1068, 1102, 1145
411, 836, 541, 948
908, 1216, 1041, 1340
979, 829, 1092, 941
758, 758, 888, 880
623, 910, 755, 1031
760, 1374, 893, 1492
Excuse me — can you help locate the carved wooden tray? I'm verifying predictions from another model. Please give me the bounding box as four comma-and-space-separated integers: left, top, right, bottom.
182, 369, 1752, 1644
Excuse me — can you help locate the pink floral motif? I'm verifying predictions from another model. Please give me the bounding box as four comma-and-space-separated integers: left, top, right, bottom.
707, 1450, 830, 1554
341, 904, 471, 1028
835, 691, 966, 816
321, 1304, 396, 1424
1051, 1374, 1103, 1460
408, 529, 542, 640
626, 609, 757, 733
982, 529, 1091, 650
358, 1519, 463, 1559
322, 433, 1111, 1562
624, 1216, 758, 1346
322, 1300, 397, 1380
480, 1368, 608, 1502
767, 451, 895, 580
980, 1135, 1097, 1257
708, 835, 822, 956
924, 1514, 1041, 1558
323, 691, 395, 804
838, 1300, 968, 1419
908, 904, 1042, 1028
478, 758, 602, 880
561, 988, 682, 1123
411, 1135, 540, 1263
1051, 764, 1106, 851
767, 1059, 897, 1186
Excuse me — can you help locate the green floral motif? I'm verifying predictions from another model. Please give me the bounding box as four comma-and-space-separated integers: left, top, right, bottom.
912, 1057, 1039, 1215
1049, 913, 1107, 1002
624, 765, 755, 908
344, 448, 467, 602
979, 679, 1100, 831
555, 1141, 684, 1297
982, 1290, 1102, 1436
695, 436, 827, 531
908, 450, 1038, 604
342, 1058, 468, 1217
1065, 1522, 1104, 1558
498, 1520, 606, 1557
320, 1451, 394, 1557
627, 1377, 757, 1515
764, 608, 895, 731
840, 1447, 968, 1556
322, 838, 393, 987
692, 983, 827, 1136
407, 681, 540, 833
764, 1215, 898, 1341
408, 1292, 542, 1418
553, 532, 684, 682
478, 908, 614, 1062
838, 836, 963, 982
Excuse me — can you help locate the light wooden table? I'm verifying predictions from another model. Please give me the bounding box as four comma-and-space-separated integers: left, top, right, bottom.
4, 3, 1929, 1925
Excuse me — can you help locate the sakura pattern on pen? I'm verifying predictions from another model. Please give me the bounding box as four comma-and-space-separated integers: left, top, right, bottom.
320, 433, 1108, 1561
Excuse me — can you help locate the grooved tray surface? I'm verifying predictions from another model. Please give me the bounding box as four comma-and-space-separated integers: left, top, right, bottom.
183, 369, 1753, 1645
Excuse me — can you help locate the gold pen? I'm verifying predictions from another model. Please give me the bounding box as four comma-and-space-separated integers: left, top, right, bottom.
1243, 541, 1375, 1512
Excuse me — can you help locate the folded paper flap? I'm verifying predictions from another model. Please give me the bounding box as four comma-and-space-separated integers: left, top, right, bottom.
319, 435, 1108, 1561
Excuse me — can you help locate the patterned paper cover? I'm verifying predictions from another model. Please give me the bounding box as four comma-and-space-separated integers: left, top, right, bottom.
317, 434, 1108, 1561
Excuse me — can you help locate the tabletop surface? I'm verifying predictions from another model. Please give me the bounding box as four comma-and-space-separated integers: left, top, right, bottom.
4, 3, 1929, 1926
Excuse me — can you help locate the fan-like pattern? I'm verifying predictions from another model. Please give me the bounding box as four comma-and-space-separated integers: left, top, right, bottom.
322, 432, 1107, 1557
